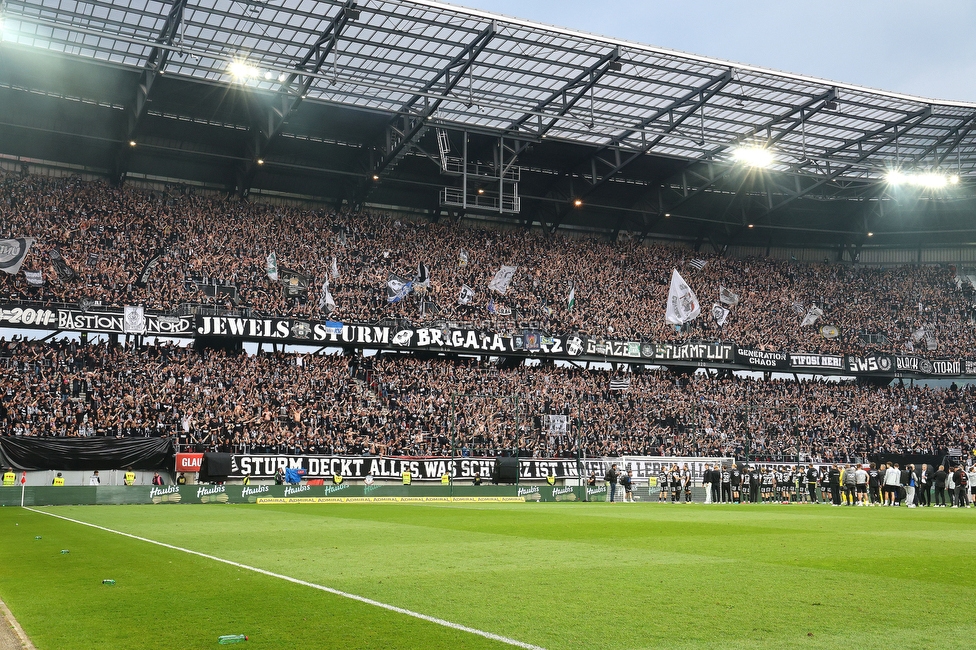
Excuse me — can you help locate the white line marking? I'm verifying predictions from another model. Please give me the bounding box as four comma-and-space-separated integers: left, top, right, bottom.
24, 507, 545, 650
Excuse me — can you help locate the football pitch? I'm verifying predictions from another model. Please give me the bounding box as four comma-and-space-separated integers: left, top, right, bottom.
1, 502, 974, 650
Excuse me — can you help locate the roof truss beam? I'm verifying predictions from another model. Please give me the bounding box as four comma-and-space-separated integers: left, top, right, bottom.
754, 106, 932, 222
236, 0, 358, 194
114, 0, 188, 181
642, 89, 838, 220
510, 47, 620, 137
360, 21, 497, 195
544, 69, 733, 232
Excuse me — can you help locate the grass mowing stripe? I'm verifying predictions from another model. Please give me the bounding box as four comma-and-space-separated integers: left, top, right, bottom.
24, 507, 545, 650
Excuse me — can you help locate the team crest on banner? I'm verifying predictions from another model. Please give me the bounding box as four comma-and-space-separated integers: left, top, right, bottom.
123, 306, 146, 334
290, 321, 312, 339
566, 335, 584, 356
392, 329, 413, 346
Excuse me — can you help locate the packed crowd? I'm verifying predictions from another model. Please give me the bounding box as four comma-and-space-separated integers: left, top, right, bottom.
1, 338, 973, 461
2, 171, 975, 356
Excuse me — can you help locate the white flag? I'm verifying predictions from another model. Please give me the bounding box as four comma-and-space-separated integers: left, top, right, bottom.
0, 238, 35, 275
801, 305, 823, 327
330, 256, 339, 279
488, 265, 517, 294
319, 281, 336, 314
458, 285, 475, 305
665, 269, 701, 325
711, 303, 729, 327
719, 286, 739, 306
458, 249, 468, 267
266, 252, 278, 282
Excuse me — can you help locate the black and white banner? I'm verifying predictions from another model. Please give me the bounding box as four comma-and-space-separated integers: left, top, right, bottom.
1, 301, 975, 378
49, 249, 78, 283
735, 348, 789, 369
280, 269, 310, 299
228, 454, 732, 481
788, 353, 845, 371
135, 251, 163, 288
24, 270, 44, 286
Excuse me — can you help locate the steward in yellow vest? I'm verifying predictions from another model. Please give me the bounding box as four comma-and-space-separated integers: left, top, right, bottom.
2, 470, 14, 486
441, 473, 450, 485
402, 471, 412, 486
546, 474, 556, 486
52, 473, 65, 486
242, 474, 250, 486
124, 469, 136, 486
333, 474, 343, 485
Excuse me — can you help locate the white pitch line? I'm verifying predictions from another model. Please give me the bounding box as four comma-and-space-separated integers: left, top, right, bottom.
24, 507, 545, 650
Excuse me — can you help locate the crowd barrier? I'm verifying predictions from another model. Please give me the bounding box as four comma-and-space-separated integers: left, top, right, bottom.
0, 484, 598, 507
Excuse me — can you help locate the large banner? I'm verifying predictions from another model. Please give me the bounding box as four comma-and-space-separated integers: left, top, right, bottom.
227, 454, 732, 482
0, 301, 975, 378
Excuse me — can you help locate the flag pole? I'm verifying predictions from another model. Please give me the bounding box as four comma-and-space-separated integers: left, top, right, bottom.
20, 471, 26, 508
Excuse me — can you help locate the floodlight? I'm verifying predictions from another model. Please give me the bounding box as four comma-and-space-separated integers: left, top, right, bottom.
278, 73, 287, 83
887, 169, 955, 188
885, 170, 908, 185
731, 146, 774, 168
916, 172, 947, 189
573, 199, 583, 207
228, 59, 259, 81
867, 232, 874, 237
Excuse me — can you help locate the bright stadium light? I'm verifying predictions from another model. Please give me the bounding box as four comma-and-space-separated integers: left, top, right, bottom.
886, 169, 956, 188
885, 170, 908, 185
916, 172, 948, 189
731, 146, 774, 168
228, 59, 259, 81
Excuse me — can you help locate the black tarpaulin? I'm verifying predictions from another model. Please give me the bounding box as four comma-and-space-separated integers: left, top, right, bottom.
0, 437, 175, 471
198, 453, 231, 482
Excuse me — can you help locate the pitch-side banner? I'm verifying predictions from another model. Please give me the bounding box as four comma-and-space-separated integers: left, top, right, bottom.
228, 455, 732, 481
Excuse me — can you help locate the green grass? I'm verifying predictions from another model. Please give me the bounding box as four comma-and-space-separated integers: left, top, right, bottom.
1, 502, 975, 649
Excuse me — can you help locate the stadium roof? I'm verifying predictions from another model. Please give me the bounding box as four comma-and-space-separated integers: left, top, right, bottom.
2, 0, 976, 249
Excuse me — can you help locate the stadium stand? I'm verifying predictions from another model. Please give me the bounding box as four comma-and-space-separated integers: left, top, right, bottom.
0, 337, 972, 461
0, 171, 972, 357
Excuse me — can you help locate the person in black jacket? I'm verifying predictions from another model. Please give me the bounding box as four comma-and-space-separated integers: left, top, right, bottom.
828, 464, 842, 506
620, 470, 634, 503
952, 466, 969, 508
805, 464, 819, 503
604, 464, 619, 503
933, 465, 948, 507
749, 466, 761, 503
730, 465, 742, 504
